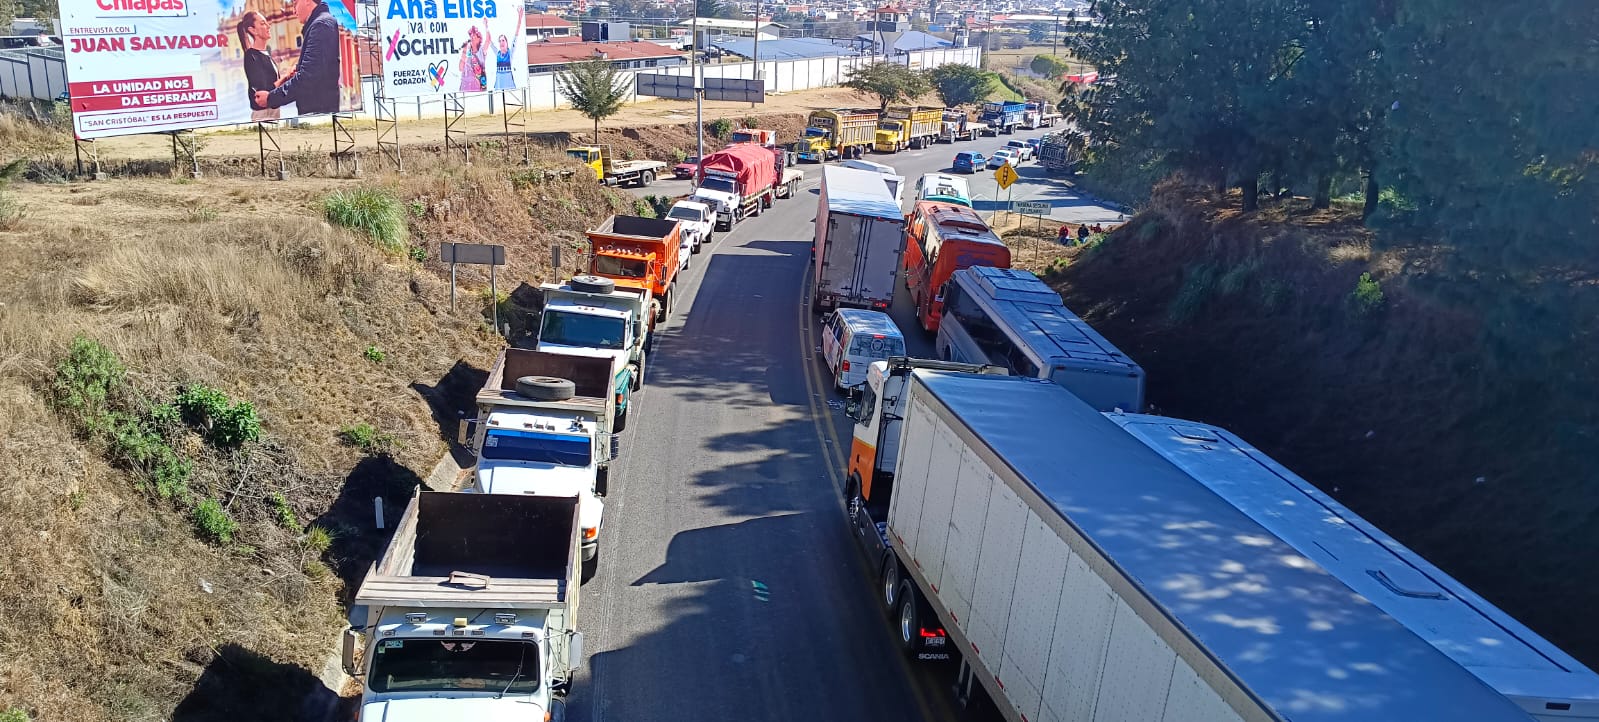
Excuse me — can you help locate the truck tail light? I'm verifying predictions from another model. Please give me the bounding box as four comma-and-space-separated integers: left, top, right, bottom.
920, 627, 946, 639
583, 527, 598, 541
842, 360, 851, 372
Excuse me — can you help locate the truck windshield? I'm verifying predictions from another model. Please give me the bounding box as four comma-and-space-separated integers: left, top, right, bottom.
804, 127, 828, 138
881, 121, 903, 132
565, 150, 592, 162
701, 177, 737, 194
540, 309, 627, 349
667, 206, 704, 222
368, 638, 540, 695
483, 429, 592, 466
591, 255, 648, 279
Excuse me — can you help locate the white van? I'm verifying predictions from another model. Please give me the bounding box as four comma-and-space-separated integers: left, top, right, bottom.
820, 308, 906, 394
840, 158, 905, 201
912, 172, 972, 207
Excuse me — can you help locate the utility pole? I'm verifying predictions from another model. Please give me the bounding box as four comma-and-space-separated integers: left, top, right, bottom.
693, 13, 704, 163
751, 0, 761, 108
1052, 10, 1060, 57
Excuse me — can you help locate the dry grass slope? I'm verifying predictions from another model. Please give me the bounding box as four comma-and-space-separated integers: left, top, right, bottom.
0, 118, 646, 717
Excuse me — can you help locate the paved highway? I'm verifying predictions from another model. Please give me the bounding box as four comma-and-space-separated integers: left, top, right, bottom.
571, 127, 1112, 721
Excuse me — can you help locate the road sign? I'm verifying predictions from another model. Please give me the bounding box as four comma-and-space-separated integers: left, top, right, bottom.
1017, 201, 1051, 216
635, 73, 697, 100
703, 76, 766, 103
994, 163, 1019, 189
441, 243, 505, 265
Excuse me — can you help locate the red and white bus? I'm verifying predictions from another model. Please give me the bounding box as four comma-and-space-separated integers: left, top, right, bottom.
902, 201, 1011, 332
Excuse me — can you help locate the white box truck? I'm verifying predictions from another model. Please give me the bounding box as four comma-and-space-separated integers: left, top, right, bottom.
863, 369, 1537, 722
344, 490, 584, 720
1110, 413, 1599, 721
812, 165, 907, 313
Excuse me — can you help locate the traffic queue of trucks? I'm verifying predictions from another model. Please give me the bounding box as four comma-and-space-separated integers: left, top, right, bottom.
804, 148, 1599, 721
342, 125, 1599, 722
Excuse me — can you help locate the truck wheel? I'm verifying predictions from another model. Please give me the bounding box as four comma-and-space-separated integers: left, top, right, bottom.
613, 404, 628, 432
639, 170, 655, 187
596, 466, 610, 496
581, 549, 598, 584
881, 556, 901, 614
897, 581, 922, 655
516, 376, 576, 401
631, 351, 646, 391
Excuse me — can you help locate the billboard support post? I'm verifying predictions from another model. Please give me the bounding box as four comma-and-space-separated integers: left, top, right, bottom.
169, 131, 200, 180
444, 93, 468, 164
375, 96, 402, 172
257, 122, 287, 180
73, 137, 104, 180
332, 114, 360, 177
502, 89, 529, 165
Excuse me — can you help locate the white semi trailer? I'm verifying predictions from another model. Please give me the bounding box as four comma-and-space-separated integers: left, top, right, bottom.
1110, 413, 1599, 721
859, 369, 1538, 722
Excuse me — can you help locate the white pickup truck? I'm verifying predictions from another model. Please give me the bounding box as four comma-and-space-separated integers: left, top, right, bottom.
666, 200, 714, 254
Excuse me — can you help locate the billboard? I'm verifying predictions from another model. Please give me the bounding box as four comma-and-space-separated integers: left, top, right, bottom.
378, 3, 525, 98
61, 0, 364, 139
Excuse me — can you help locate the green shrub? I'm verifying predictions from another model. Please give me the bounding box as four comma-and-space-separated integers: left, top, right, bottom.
1217, 256, 1263, 296
1167, 263, 1220, 324
1, 707, 31, 722
407, 245, 427, 262
632, 198, 657, 218
708, 118, 734, 139
670, 147, 687, 162
340, 423, 399, 455
149, 449, 191, 500
51, 336, 125, 423
192, 498, 238, 544
1349, 272, 1385, 317
304, 525, 334, 554
186, 205, 220, 223
270, 492, 302, 533
322, 188, 408, 252
147, 401, 181, 435
742, 116, 760, 129
362, 345, 386, 363
175, 384, 260, 448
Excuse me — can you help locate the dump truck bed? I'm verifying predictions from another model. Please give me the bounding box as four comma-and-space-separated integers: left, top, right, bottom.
476, 348, 613, 415
354, 491, 579, 609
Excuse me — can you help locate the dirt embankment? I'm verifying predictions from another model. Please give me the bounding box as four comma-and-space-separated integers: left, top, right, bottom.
1053, 179, 1599, 666
0, 114, 686, 718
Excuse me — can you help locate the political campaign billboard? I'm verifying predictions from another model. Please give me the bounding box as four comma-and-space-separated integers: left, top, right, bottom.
61, 0, 364, 139
378, 1, 525, 98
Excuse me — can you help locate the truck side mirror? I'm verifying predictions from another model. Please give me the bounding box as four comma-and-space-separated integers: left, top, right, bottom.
845, 399, 862, 419
341, 628, 363, 677
567, 631, 586, 671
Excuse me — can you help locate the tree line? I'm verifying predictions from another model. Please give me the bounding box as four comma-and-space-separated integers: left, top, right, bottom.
1071, 0, 1598, 271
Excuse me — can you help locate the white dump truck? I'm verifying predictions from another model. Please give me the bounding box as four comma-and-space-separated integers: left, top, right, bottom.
465, 348, 620, 579
849, 368, 1539, 722
538, 274, 651, 409
345, 490, 585, 720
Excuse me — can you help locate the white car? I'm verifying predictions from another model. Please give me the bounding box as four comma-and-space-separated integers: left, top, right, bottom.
1005, 139, 1034, 161
666, 200, 714, 254
987, 149, 1017, 169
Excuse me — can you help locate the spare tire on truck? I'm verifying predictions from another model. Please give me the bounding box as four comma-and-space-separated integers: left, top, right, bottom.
570, 275, 615, 294
516, 376, 576, 401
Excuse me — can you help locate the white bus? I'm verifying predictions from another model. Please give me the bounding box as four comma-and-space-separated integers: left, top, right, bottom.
935, 265, 1144, 412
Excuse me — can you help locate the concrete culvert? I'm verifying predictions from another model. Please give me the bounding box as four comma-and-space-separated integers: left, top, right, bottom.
569, 275, 615, 294
516, 376, 576, 401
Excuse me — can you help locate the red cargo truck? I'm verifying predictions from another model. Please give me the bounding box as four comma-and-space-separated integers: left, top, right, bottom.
691, 143, 779, 230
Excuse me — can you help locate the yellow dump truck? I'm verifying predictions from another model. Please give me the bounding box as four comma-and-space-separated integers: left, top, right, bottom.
793, 108, 879, 162
873, 106, 943, 152
567, 145, 668, 187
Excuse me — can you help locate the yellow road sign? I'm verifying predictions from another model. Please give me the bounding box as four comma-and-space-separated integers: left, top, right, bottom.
994, 163, 1018, 189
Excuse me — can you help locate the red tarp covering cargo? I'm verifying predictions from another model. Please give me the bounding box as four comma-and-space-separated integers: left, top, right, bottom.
696, 142, 780, 200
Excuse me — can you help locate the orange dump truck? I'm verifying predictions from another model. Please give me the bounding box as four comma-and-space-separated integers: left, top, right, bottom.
587, 215, 683, 323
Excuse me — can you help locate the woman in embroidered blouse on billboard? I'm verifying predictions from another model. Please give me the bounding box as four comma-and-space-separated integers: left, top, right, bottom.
492, 7, 524, 90
459, 24, 488, 92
